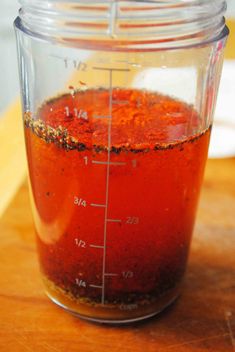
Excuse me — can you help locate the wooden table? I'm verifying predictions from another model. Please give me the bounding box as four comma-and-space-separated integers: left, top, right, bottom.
1, 21, 235, 352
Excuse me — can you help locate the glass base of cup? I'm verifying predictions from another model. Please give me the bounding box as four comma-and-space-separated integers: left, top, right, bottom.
42, 275, 180, 324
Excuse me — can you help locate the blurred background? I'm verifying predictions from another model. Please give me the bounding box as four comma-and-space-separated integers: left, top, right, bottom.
0, 0, 19, 113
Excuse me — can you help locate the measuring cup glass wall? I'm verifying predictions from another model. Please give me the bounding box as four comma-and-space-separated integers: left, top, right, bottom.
14, 1, 228, 323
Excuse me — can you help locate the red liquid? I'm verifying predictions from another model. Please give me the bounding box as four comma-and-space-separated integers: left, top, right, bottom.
24, 89, 210, 321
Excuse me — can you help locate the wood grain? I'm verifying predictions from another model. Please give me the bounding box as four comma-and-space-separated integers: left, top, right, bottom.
0, 158, 235, 352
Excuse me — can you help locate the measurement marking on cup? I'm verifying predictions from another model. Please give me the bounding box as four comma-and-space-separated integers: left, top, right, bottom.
122, 271, 134, 279
93, 67, 130, 72
91, 160, 126, 166
107, 219, 122, 223
104, 273, 118, 277
75, 279, 87, 287
90, 203, 106, 208
75, 239, 86, 248
101, 68, 113, 305
89, 284, 103, 289
90, 244, 105, 249
74, 197, 87, 207
126, 216, 139, 225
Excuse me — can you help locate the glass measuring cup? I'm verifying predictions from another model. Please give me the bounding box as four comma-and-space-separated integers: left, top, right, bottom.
14, 1, 228, 323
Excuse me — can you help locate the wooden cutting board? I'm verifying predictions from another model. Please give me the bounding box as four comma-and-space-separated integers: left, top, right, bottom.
0, 157, 234, 352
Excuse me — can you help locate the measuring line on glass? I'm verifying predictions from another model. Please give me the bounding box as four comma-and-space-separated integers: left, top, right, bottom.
92, 66, 129, 305
89, 284, 103, 289
92, 67, 130, 72
89, 244, 105, 249
106, 219, 122, 223
90, 203, 106, 208
91, 160, 126, 166
101, 68, 112, 305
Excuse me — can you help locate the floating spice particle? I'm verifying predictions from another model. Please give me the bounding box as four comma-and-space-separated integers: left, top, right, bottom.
24, 113, 208, 154
24, 88, 207, 154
